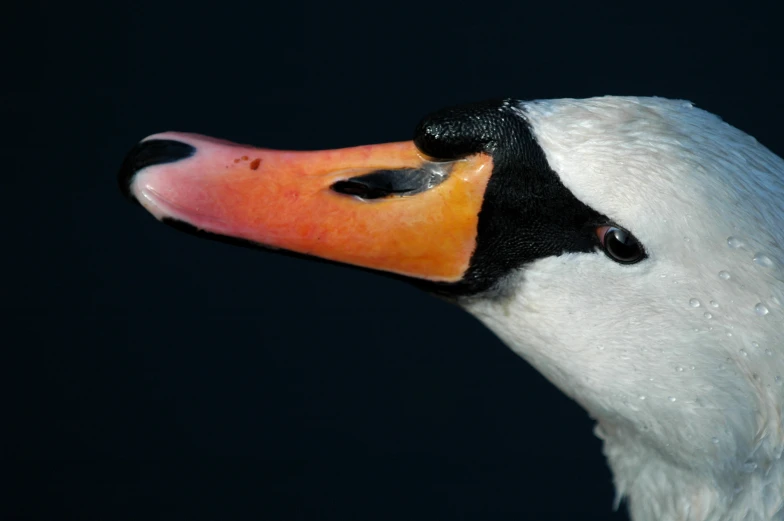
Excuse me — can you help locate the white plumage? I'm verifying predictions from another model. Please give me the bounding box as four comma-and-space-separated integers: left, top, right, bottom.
466, 97, 784, 520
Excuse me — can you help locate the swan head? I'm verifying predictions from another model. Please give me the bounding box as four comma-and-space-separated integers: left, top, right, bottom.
119, 96, 784, 518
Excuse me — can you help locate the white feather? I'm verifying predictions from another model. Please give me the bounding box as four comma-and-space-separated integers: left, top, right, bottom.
464, 97, 784, 520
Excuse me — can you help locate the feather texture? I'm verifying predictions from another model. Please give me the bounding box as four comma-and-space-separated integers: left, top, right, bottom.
465, 97, 784, 520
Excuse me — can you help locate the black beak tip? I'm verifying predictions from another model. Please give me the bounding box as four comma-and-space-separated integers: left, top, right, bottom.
118, 139, 196, 202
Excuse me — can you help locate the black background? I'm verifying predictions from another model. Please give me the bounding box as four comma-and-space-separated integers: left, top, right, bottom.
5, 2, 784, 520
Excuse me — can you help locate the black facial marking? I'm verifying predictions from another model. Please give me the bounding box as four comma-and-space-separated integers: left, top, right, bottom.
118, 140, 196, 201
331, 164, 450, 200
413, 99, 606, 297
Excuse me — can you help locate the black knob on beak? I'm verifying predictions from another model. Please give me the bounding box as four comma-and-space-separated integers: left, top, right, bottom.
413, 98, 522, 160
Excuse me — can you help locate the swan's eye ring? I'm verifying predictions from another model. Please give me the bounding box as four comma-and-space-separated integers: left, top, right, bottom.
597, 226, 646, 264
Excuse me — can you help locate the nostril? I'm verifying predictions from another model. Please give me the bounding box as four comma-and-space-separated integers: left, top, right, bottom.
118, 139, 196, 201
331, 164, 454, 200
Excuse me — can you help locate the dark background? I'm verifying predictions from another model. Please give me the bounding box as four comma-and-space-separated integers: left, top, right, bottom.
4, 2, 784, 520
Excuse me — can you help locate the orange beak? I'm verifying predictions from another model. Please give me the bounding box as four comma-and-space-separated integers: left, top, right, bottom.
121, 132, 493, 283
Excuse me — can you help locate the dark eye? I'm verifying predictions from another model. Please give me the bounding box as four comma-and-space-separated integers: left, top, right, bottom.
597, 225, 646, 264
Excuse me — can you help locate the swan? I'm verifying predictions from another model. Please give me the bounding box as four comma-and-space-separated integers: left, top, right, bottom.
119, 96, 784, 520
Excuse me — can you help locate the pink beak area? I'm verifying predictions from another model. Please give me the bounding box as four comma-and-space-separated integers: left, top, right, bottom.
123, 131, 494, 282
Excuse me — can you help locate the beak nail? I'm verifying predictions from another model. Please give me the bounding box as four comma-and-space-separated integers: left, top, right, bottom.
118, 139, 196, 201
